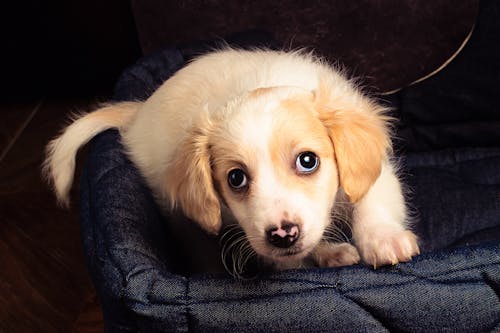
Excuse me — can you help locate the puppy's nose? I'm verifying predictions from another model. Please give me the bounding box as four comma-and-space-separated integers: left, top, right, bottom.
266, 222, 300, 248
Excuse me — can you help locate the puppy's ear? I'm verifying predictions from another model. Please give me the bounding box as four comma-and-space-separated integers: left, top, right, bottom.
163, 129, 221, 235
316, 82, 391, 203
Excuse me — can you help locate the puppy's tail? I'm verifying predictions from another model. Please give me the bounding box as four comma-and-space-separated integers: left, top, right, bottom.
43, 102, 140, 206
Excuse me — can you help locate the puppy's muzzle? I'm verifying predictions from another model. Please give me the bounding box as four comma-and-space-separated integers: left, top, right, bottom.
266, 222, 300, 248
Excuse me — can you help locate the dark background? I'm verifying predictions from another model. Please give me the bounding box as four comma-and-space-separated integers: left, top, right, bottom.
3, 0, 478, 101
3, 1, 141, 101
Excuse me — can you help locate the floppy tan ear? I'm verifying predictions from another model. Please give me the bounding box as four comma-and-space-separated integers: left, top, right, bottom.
316, 83, 392, 203
163, 129, 221, 235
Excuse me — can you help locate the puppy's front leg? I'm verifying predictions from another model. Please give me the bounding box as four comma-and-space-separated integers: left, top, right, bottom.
353, 162, 420, 267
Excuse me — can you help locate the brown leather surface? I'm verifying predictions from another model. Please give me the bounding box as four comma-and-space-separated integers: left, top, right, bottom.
132, 0, 478, 93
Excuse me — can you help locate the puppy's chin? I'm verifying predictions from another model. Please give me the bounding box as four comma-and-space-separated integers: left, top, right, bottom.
260, 249, 314, 270
253, 242, 315, 266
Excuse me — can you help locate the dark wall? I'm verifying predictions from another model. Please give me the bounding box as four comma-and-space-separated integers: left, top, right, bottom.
3, 1, 141, 101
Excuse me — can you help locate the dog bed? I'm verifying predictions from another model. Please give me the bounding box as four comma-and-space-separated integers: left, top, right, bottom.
79, 3, 499, 332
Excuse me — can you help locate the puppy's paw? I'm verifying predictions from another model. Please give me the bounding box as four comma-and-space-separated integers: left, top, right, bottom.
357, 228, 420, 268
312, 242, 361, 268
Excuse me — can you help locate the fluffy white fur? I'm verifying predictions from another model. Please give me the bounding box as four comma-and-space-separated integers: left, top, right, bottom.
44, 49, 420, 271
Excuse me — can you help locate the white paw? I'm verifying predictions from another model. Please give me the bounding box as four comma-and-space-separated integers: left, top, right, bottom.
356, 228, 420, 268
312, 242, 361, 268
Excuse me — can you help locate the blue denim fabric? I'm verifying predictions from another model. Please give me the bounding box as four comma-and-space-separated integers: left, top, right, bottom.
79, 5, 500, 331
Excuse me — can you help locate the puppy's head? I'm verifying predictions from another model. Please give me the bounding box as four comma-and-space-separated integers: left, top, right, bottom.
165, 83, 390, 266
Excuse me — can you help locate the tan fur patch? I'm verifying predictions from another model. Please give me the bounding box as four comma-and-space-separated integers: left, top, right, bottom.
314, 80, 391, 202
163, 128, 222, 234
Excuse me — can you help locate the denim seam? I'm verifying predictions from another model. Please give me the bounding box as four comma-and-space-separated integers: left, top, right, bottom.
121, 269, 185, 307
187, 278, 490, 305
343, 278, 489, 295
180, 259, 500, 304
93, 163, 129, 185
183, 284, 342, 305
109, 246, 167, 268
481, 271, 500, 301
123, 70, 158, 99
187, 263, 499, 305
338, 296, 391, 332
264, 259, 499, 286
393, 260, 500, 281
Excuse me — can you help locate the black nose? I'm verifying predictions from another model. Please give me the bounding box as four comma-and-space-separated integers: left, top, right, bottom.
266, 222, 300, 248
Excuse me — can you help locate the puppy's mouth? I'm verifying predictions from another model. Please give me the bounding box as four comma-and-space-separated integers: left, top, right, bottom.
266, 243, 313, 262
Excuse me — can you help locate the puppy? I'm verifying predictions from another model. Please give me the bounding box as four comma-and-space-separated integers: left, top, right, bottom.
44, 49, 419, 273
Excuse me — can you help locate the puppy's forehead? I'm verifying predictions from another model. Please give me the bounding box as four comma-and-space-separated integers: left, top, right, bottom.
243, 93, 326, 138
216, 90, 332, 161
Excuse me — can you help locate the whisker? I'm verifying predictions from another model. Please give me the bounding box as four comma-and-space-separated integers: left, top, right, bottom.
237, 245, 255, 274
219, 225, 259, 279
322, 221, 352, 243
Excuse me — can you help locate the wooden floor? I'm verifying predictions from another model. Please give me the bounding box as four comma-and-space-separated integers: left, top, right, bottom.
0, 99, 104, 332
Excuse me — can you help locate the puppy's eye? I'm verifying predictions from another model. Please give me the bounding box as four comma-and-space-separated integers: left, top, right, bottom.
227, 168, 248, 190
296, 151, 319, 174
